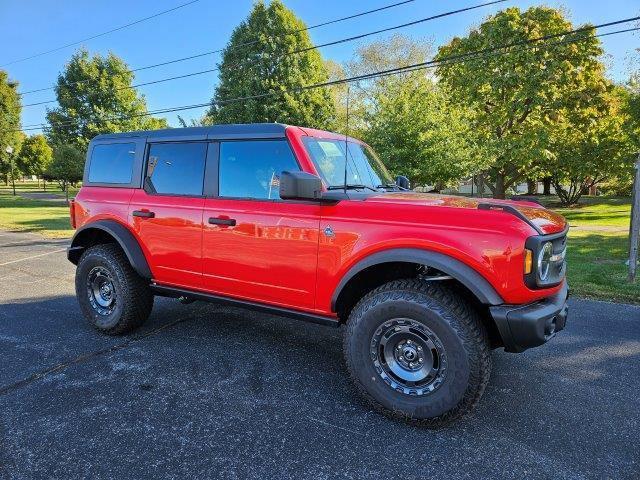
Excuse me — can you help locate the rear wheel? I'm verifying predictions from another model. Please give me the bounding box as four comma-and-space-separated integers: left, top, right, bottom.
343, 279, 491, 427
75, 244, 153, 335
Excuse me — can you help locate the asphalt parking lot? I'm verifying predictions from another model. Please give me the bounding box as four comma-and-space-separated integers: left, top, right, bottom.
1, 229, 639, 479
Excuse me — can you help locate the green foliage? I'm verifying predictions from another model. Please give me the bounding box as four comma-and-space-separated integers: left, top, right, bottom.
17, 134, 53, 177
436, 7, 609, 198
345, 35, 483, 187
548, 86, 633, 206
0, 70, 22, 183
47, 144, 84, 198
205, 0, 335, 129
45, 49, 168, 151
624, 73, 640, 152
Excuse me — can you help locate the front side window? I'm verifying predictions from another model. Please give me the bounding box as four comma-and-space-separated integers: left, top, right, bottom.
88, 143, 136, 184
302, 138, 393, 190
218, 140, 299, 200
145, 143, 207, 196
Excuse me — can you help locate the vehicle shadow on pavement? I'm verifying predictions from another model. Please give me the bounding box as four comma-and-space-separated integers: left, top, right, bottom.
1, 296, 638, 479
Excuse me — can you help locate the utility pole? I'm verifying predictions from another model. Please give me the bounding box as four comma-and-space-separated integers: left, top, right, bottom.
628, 153, 640, 282
5, 145, 15, 196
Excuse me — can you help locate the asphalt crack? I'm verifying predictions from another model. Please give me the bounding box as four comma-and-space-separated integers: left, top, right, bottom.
0, 312, 198, 397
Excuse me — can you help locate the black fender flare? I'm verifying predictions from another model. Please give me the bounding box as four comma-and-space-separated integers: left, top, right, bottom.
67, 220, 152, 279
331, 248, 504, 311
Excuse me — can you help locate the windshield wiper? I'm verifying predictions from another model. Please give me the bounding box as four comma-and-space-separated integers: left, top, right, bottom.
378, 183, 408, 191
327, 184, 379, 192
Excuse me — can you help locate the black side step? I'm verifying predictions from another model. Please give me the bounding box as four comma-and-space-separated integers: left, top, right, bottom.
151, 284, 341, 328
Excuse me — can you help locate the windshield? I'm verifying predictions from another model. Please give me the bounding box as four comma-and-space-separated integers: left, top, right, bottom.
302, 137, 393, 190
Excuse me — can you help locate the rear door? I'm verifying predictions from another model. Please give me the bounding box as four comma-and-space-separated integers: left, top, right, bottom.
201, 139, 321, 310
129, 141, 209, 289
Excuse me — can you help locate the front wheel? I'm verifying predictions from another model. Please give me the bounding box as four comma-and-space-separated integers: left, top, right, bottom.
75, 244, 154, 335
343, 279, 491, 427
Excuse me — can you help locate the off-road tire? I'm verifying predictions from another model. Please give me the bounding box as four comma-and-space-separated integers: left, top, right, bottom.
75, 243, 153, 335
343, 279, 491, 427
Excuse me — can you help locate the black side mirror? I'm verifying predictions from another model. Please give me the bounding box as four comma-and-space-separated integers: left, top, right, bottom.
279, 171, 323, 201
396, 175, 410, 190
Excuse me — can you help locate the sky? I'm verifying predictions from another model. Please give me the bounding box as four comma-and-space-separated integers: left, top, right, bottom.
0, 0, 638, 132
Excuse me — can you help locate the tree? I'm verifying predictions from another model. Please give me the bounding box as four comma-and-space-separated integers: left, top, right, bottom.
46, 49, 167, 151
625, 73, 640, 152
46, 144, 84, 202
436, 7, 609, 198
547, 87, 631, 205
345, 35, 483, 187
205, 0, 335, 129
0, 70, 22, 187
17, 134, 53, 187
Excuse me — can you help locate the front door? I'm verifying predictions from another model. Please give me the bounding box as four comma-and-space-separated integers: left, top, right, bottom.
202, 140, 321, 310
129, 141, 209, 289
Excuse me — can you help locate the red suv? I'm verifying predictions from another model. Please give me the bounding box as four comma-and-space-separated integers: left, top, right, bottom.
68, 123, 568, 426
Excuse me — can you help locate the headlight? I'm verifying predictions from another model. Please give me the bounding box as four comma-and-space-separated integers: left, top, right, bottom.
537, 242, 553, 281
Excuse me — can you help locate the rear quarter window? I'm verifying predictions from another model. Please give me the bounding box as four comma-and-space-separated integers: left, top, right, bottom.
88, 143, 136, 184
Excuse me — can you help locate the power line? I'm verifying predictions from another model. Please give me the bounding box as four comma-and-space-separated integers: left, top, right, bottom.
16, 0, 420, 96
1, 0, 201, 68
20, 0, 507, 108
14, 20, 639, 133
18, 24, 638, 131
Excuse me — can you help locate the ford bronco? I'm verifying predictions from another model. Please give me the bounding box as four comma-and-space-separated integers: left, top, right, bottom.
68, 123, 568, 426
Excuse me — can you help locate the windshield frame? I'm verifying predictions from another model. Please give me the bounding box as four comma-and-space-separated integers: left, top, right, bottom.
301, 136, 394, 191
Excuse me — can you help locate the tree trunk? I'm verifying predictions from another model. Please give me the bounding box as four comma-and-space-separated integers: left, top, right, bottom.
526, 180, 536, 195
474, 175, 485, 198
542, 177, 552, 195
43, 178, 46, 191
493, 173, 506, 199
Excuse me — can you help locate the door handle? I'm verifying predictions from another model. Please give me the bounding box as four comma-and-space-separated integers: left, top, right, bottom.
133, 210, 155, 218
208, 217, 236, 226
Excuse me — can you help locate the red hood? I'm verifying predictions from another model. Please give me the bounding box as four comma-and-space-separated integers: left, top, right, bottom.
366, 192, 567, 235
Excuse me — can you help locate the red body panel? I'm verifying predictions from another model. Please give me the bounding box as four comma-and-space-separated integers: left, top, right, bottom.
129, 190, 204, 289
201, 198, 321, 311
72, 125, 568, 317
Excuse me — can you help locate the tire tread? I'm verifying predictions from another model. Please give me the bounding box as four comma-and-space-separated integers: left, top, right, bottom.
343, 279, 491, 428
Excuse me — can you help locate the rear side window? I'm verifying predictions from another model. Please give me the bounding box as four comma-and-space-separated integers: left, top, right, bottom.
218, 140, 299, 199
145, 143, 207, 196
88, 143, 136, 184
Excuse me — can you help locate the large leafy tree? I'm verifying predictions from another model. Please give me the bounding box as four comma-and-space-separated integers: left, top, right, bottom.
436, 7, 609, 198
46, 49, 167, 151
0, 70, 22, 185
626, 73, 640, 153
548, 87, 631, 205
346, 36, 483, 187
205, 0, 335, 129
17, 134, 53, 186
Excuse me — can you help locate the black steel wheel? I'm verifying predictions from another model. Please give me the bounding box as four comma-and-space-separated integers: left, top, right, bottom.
343, 279, 491, 427
371, 319, 447, 396
75, 244, 153, 335
86, 266, 117, 317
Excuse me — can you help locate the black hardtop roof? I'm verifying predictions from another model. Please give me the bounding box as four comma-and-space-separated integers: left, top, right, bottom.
91, 123, 289, 142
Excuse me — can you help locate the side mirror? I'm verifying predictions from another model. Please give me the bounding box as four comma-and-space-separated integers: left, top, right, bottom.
279, 171, 323, 201
396, 175, 410, 190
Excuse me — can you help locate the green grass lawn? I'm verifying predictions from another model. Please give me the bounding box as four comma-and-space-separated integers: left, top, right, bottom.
541, 196, 638, 304
0, 184, 75, 238
0, 182, 637, 303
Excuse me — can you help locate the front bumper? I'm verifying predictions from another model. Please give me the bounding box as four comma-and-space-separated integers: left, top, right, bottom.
490, 282, 568, 353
